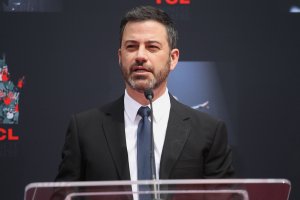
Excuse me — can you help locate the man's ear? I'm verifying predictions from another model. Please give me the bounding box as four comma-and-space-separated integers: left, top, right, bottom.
170, 48, 179, 71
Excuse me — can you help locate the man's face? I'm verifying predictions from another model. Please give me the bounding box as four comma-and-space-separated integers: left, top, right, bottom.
118, 20, 179, 92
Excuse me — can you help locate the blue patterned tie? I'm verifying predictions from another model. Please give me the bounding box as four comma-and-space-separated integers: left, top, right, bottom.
137, 106, 152, 200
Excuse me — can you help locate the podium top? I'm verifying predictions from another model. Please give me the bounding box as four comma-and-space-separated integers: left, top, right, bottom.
25, 179, 291, 200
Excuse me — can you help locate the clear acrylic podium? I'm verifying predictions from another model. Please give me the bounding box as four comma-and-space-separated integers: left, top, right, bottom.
24, 179, 291, 200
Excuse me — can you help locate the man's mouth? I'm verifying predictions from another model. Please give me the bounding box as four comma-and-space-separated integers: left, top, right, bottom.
131, 65, 151, 74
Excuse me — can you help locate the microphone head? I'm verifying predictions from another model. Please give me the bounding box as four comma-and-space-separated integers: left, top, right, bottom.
144, 89, 154, 100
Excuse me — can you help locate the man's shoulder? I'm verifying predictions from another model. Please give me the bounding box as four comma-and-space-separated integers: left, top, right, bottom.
73, 96, 124, 121
170, 94, 223, 125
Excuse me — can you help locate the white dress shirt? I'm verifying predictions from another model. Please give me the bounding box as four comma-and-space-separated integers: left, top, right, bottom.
124, 88, 171, 197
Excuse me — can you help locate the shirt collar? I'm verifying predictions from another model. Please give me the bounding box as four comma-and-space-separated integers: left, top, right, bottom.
124, 88, 170, 123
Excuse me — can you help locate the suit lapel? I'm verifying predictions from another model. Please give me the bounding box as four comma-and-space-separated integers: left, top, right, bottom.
101, 96, 131, 180
159, 95, 191, 179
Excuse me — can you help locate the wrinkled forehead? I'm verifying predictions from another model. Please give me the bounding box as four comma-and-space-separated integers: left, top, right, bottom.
121, 20, 169, 45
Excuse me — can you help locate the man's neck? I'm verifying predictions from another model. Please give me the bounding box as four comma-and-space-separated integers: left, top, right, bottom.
126, 84, 167, 106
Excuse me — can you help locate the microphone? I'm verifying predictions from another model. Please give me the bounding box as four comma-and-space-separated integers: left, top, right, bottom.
143, 89, 156, 180
144, 89, 154, 101
144, 89, 163, 200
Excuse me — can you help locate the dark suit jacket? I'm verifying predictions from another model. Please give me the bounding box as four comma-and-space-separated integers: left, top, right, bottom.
55, 94, 234, 182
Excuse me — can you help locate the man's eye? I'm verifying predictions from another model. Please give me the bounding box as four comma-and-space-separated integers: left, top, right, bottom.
126, 45, 137, 49
148, 46, 160, 51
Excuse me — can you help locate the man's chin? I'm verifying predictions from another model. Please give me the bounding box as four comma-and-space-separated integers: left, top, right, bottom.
129, 81, 154, 92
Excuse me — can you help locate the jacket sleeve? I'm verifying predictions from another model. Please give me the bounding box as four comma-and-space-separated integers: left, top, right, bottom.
55, 115, 84, 181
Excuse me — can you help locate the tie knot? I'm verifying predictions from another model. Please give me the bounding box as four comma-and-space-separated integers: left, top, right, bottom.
138, 106, 151, 118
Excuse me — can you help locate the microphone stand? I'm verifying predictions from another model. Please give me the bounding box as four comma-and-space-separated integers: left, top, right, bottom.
144, 89, 161, 200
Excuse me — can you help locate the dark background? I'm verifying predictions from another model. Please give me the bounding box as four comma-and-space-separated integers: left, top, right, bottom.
0, 0, 299, 199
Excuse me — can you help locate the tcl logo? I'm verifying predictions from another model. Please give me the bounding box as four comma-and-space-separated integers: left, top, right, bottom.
156, 0, 190, 5
0, 128, 19, 141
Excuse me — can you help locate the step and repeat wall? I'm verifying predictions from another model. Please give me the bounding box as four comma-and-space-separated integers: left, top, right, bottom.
0, 0, 299, 199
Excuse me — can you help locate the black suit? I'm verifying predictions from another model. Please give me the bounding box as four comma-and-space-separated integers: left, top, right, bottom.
56, 94, 234, 182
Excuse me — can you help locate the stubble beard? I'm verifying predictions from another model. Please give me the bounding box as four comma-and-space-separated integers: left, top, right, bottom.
120, 59, 171, 93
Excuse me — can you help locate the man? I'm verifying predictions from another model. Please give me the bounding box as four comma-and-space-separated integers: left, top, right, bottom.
56, 5, 234, 185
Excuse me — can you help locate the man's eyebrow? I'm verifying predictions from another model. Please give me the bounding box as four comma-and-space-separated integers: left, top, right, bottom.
146, 40, 161, 44
124, 40, 138, 44
123, 40, 163, 46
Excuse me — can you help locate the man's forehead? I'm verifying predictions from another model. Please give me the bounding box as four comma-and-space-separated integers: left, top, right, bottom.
122, 20, 168, 42
125, 20, 167, 32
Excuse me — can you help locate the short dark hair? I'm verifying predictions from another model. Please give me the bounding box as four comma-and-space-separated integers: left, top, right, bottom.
119, 5, 178, 49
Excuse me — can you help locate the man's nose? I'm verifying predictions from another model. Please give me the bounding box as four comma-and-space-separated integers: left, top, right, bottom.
135, 47, 147, 63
